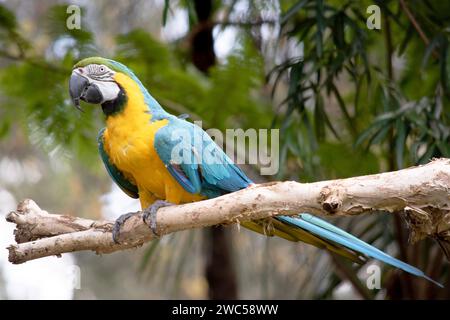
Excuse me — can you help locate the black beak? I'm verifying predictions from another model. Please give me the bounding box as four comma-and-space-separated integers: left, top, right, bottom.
69, 72, 104, 111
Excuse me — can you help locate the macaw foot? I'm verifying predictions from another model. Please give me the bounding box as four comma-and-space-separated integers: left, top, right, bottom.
142, 200, 174, 236
112, 211, 139, 244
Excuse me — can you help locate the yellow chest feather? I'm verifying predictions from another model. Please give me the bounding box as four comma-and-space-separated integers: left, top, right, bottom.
104, 112, 167, 186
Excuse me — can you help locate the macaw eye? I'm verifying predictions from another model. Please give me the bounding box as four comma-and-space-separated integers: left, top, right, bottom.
99, 66, 106, 72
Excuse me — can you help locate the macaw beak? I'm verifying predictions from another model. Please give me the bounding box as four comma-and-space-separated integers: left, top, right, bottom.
69, 72, 104, 111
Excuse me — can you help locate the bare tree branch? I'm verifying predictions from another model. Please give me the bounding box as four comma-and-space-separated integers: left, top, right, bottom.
399, 0, 430, 46
5, 158, 450, 264
213, 18, 278, 28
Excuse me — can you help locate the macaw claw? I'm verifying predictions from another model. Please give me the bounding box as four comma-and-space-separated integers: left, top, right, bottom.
112, 211, 139, 244
142, 200, 174, 237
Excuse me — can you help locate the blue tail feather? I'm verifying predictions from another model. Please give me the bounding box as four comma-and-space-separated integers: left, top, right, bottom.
277, 214, 443, 288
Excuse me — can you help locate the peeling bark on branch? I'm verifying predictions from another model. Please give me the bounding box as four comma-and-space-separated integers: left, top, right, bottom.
5, 158, 450, 264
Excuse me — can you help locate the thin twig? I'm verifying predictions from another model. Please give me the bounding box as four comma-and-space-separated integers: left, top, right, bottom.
399, 0, 439, 59
213, 18, 278, 28
399, 0, 429, 45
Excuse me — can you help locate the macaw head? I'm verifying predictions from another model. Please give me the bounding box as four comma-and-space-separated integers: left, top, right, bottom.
69, 57, 120, 110
70, 57, 166, 117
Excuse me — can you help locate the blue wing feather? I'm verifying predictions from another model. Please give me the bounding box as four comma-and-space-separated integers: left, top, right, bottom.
166, 163, 201, 194
154, 117, 251, 197
277, 215, 443, 287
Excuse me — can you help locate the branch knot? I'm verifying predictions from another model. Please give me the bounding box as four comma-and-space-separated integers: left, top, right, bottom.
319, 186, 343, 214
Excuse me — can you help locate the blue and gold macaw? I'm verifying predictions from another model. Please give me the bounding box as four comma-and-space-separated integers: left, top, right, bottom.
69, 57, 442, 287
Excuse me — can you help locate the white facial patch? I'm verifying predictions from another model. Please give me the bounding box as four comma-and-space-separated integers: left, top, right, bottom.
74, 64, 121, 103
91, 79, 120, 103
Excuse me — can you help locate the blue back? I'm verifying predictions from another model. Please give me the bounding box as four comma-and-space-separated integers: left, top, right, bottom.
154, 116, 253, 198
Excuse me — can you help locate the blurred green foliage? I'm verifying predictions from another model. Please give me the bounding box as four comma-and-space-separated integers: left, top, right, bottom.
276, 0, 450, 183
0, 3, 271, 163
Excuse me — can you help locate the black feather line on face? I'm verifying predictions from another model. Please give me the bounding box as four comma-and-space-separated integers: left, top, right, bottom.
101, 86, 127, 117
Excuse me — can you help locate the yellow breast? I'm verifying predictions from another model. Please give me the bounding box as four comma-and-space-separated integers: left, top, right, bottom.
102, 72, 204, 207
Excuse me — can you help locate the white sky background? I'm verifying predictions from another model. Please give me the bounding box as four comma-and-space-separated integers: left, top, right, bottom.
101, 184, 140, 220
160, 3, 238, 60
0, 189, 76, 299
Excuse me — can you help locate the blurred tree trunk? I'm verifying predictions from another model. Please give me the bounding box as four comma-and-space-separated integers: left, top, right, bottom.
190, 0, 238, 299
190, 0, 216, 73
204, 227, 238, 299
